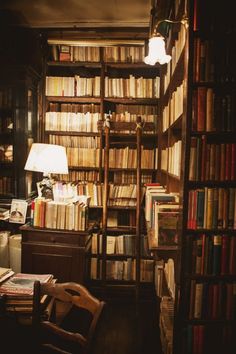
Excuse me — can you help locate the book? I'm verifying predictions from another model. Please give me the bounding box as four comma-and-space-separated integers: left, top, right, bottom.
9, 199, 28, 224
0, 273, 54, 296
154, 203, 179, 246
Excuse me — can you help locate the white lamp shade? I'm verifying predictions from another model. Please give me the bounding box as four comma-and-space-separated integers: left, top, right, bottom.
24, 143, 68, 174
144, 35, 171, 65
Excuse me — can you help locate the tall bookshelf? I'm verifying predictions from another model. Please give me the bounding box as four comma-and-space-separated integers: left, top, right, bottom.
172, 0, 236, 353
0, 66, 39, 200
41, 38, 160, 297
151, 0, 188, 352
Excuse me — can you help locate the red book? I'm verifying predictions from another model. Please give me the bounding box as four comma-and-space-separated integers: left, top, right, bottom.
231, 143, 236, 180
193, 325, 199, 354
229, 236, 236, 275
221, 235, 229, 275
197, 325, 205, 354
197, 87, 207, 131
194, 38, 201, 82
226, 283, 233, 320
220, 143, 226, 181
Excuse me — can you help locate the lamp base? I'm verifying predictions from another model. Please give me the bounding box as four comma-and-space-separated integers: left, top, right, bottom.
39, 176, 53, 199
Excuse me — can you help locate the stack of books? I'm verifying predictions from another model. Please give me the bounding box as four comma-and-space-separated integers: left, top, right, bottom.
0, 272, 54, 315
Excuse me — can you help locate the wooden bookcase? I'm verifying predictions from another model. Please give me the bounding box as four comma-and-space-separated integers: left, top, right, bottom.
0, 66, 39, 200
158, 0, 236, 353
40, 38, 160, 297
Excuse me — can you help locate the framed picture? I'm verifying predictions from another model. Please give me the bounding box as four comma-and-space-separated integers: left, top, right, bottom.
9, 199, 28, 224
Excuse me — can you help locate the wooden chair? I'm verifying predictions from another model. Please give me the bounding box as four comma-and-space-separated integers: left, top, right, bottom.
32, 281, 105, 354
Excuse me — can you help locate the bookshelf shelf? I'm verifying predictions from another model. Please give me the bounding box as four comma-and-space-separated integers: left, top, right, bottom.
41, 40, 159, 297
46, 96, 102, 103
104, 98, 158, 104
170, 1, 236, 353
47, 61, 102, 68
45, 131, 100, 137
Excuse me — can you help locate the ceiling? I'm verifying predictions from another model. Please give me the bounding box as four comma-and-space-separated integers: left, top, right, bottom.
0, 0, 153, 29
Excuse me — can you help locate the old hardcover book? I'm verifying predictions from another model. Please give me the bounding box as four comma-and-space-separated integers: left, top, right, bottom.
154, 203, 179, 246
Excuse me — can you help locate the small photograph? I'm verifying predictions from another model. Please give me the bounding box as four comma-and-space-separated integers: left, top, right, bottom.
9, 199, 28, 224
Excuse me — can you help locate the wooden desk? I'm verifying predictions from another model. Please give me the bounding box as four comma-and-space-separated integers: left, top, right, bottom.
20, 224, 92, 283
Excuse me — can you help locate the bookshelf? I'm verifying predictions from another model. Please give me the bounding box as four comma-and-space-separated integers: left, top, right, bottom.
172, 1, 236, 353
0, 66, 39, 200
40, 40, 160, 297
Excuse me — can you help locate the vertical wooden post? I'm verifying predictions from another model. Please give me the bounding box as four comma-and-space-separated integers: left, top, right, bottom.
102, 116, 110, 284
136, 116, 142, 307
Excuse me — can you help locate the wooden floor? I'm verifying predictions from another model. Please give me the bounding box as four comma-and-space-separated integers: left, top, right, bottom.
91, 298, 163, 354
1, 293, 163, 354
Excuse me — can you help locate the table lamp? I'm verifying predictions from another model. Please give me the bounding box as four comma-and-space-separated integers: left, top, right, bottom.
24, 143, 68, 199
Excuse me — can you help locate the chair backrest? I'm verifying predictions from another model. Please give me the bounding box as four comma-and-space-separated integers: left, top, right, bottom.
33, 281, 105, 354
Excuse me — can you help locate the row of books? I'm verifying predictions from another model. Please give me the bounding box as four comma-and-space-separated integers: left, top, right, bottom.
192, 87, 235, 132
45, 112, 101, 132
162, 82, 184, 132
32, 197, 88, 231
50, 44, 145, 63
193, 38, 214, 83
185, 234, 236, 276
166, 141, 182, 178
114, 103, 158, 115
47, 102, 157, 116
108, 184, 145, 207
91, 233, 150, 257
45, 75, 160, 99
187, 188, 236, 230
48, 102, 101, 113
160, 142, 182, 178
164, 24, 186, 92
90, 258, 154, 282
65, 147, 101, 168
189, 138, 236, 181
49, 135, 100, 149
104, 76, 160, 98
108, 147, 157, 169
51, 44, 100, 62
188, 280, 236, 320
184, 324, 234, 354
113, 171, 153, 185
57, 170, 100, 182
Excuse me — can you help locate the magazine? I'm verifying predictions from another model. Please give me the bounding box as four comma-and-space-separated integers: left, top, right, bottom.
0, 273, 53, 296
